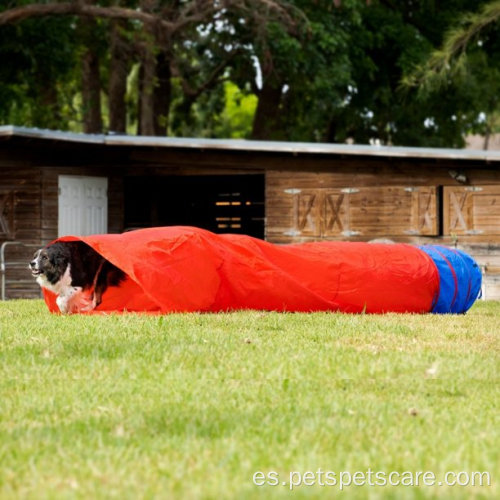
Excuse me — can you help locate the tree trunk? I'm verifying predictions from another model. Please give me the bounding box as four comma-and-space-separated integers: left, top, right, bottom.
80, 10, 103, 134
137, 0, 157, 136
33, 83, 60, 129
138, 43, 156, 136
251, 81, 283, 140
137, 63, 143, 135
108, 20, 130, 134
153, 50, 171, 136
484, 132, 490, 150
324, 117, 337, 143
82, 44, 103, 133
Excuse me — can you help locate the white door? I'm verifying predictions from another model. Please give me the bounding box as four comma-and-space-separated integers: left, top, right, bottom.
58, 175, 108, 237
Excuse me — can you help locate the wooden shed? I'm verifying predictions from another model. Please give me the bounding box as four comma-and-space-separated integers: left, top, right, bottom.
1, 125, 499, 300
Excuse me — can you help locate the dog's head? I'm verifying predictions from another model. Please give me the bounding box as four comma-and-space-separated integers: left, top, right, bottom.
29, 243, 70, 284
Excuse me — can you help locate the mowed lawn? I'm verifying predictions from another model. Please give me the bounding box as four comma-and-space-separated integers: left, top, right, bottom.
0, 300, 498, 499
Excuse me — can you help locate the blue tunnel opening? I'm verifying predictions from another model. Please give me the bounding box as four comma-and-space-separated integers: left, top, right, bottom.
419, 245, 482, 314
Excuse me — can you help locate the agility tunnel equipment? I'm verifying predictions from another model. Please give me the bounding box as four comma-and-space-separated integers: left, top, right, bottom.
42, 226, 482, 314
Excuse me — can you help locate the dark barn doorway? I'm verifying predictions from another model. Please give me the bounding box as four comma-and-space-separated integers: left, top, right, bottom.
124, 174, 265, 239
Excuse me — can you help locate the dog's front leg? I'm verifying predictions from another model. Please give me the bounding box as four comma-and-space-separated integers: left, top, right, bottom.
56, 287, 84, 314
56, 293, 72, 314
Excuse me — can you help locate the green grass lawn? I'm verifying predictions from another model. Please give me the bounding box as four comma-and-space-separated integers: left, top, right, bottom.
0, 300, 498, 499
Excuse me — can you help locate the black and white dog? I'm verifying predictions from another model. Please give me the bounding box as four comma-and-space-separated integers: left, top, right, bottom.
30, 241, 125, 314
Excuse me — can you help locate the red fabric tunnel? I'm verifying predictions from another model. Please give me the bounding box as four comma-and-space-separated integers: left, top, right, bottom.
43, 226, 440, 314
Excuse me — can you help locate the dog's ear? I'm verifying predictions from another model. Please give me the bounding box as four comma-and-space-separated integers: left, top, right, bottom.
79, 242, 96, 261
49, 244, 69, 268
54, 253, 67, 268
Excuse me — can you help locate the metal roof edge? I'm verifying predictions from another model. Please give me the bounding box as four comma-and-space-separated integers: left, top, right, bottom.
105, 134, 500, 161
0, 125, 15, 136
0, 125, 104, 144
1, 125, 500, 162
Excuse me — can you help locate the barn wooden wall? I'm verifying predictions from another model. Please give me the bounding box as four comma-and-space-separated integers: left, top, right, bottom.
0, 166, 41, 243
265, 167, 500, 299
0, 154, 124, 298
265, 166, 500, 244
0, 166, 42, 297
1, 138, 499, 300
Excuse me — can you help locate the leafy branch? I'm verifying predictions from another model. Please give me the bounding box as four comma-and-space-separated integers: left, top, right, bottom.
403, 1, 500, 91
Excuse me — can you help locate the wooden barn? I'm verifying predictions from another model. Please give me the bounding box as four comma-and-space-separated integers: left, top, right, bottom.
1, 125, 499, 300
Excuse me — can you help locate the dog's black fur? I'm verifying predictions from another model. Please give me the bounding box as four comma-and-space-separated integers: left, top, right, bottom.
30, 241, 125, 313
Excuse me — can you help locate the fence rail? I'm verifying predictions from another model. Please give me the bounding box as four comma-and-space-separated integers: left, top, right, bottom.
1, 241, 41, 300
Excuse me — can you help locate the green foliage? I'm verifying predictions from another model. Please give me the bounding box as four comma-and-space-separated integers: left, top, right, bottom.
403, 1, 500, 139
216, 81, 257, 139
225, 0, 357, 141
405, 1, 500, 90
329, 0, 490, 147
168, 77, 225, 138
0, 0, 499, 145
169, 81, 256, 139
0, 299, 499, 497
0, 14, 80, 129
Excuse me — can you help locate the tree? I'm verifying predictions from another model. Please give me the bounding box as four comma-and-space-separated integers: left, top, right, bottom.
315, 0, 500, 147
1, 0, 499, 147
263, 0, 356, 142
403, 0, 500, 148
0, 10, 80, 130
108, 17, 133, 133
0, 0, 300, 136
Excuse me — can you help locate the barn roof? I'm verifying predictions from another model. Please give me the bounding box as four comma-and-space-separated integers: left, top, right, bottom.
1, 125, 500, 163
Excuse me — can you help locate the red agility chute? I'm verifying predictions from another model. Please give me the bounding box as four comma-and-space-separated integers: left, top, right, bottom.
43, 226, 444, 314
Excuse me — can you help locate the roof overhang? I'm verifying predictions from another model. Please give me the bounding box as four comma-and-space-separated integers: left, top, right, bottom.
1, 125, 500, 163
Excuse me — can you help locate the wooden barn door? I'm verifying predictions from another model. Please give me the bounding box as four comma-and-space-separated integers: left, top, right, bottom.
58, 176, 108, 237
443, 186, 500, 235
287, 186, 438, 238
293, 190, 321, 237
